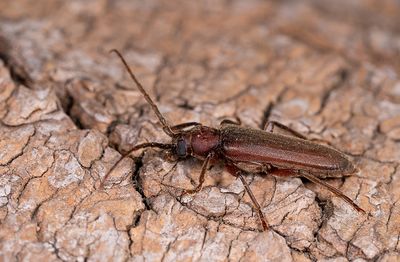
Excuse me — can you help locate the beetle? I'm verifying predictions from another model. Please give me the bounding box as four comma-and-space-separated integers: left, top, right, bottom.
103, 49, 366, 231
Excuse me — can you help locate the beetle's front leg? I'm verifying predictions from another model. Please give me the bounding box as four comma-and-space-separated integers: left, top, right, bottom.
101, 142, 173, 189
226, 164, 269, 231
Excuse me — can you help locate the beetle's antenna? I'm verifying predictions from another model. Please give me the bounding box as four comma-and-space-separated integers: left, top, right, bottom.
110, 49, 175, 137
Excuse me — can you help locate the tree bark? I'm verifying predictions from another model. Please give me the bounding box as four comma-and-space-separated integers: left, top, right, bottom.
0, 0, 399, 261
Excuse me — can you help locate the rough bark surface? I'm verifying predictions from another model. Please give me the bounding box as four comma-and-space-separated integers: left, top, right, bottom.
0, 1, 399, 261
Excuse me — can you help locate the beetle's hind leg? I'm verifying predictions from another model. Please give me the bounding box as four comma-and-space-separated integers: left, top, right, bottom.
301, 172, 366, 214
226, 164, 269, 231
270, 169, 366, 214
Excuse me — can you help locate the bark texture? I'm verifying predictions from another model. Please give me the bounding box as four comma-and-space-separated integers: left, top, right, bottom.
0, 0, 399, 261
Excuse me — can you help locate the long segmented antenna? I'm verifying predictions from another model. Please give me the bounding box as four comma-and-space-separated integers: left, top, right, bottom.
110, 49, 175, 137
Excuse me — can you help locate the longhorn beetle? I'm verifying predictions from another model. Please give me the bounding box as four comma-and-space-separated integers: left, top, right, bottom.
104, 49, 366, 231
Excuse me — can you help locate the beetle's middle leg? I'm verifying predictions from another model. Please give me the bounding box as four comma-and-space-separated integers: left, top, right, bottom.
264, 121, 307, 139
264, 121, 333, 145
171, 122, 201, 132
226, 164, 269, 231
220, 118, 241, 126
182, 152, 214, 195
270, 169, 366, 214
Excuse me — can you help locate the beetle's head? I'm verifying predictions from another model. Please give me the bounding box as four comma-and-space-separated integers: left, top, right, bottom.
171, 135, 192, 159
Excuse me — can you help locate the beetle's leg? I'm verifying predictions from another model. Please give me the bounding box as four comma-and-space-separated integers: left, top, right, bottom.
270, 169, 366, 214
265, 121, 333, 145
234, 161, 272, 174
226, 164, 269, 231
238, 173, 269, 231
220, 117, 241, 126
182, 152, 214, 195
301, 172, 366, 214
264, 121, 307, 139
171, 122, 201, 132
100, 142, 172, 189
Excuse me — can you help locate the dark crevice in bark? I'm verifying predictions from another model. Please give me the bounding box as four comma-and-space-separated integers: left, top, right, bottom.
49, 241, 67, 262
316, 68, 350, 115
314, 196, 334, 224
106, 120, 122, 137
132, 211, 142, 228
58, 88, 74, 117
259, 85, 288, 129
176, 98, 195, 110
132, 156, 152, 211
63, 91, 85, 130
0, 35, 33, 88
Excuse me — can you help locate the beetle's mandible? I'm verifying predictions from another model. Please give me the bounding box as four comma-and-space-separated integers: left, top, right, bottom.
103, 49, 366, 231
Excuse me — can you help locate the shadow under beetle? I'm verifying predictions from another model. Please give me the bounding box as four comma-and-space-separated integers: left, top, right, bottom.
103, 49, 366, 231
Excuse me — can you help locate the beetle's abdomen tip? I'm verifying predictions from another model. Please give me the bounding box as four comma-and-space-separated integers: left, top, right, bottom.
346, 160, 358, 174
336, 154, 357, 174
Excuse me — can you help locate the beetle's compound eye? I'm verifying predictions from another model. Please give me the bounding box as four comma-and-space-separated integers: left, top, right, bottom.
176, 139, 187, 157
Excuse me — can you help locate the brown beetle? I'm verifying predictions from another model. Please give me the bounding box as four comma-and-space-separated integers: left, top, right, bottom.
104, 49, 365, 231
